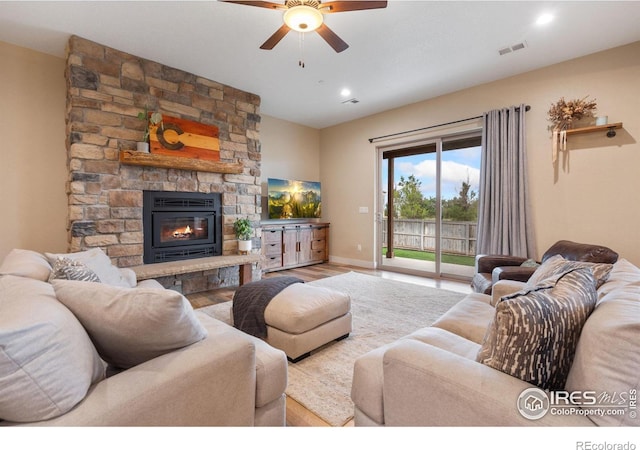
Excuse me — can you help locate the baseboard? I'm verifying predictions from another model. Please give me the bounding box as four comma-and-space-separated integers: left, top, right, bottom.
329, 255, 377, 269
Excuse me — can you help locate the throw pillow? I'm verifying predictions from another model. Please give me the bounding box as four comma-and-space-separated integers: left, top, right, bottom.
45, 248, 134, 288
0, 275, 105, 422
51, 280, 208, 369
526, 254, 613, 289
0, 248, 52, 281
48, 257, 100, 283
477, 267, 597, 391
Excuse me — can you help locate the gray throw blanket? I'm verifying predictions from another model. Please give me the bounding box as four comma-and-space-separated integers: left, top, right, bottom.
232, 276, 304, 338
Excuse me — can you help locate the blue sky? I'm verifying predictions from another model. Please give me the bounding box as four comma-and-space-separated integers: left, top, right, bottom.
382, 147, 481, 200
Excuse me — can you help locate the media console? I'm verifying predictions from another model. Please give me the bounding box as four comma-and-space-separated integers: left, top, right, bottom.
261, 222, 330, 272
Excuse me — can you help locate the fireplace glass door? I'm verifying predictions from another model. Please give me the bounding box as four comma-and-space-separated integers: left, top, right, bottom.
143, 190, 222, 264
153, 212, 214, 248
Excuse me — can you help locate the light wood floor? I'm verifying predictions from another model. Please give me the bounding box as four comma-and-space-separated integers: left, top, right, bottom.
185, 262, 472, 426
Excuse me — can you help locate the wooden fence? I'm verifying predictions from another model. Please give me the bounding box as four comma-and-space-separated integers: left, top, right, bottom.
382, 219, 477, 256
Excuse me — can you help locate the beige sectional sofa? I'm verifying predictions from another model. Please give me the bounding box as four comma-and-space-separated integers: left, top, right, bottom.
352, 256, 640, 426
0, 248, 287, 426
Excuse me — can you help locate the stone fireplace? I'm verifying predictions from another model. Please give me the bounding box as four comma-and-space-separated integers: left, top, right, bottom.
64, 35, 262, 293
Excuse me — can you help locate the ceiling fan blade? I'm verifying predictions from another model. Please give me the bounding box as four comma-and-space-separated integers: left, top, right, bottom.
260, 24, 291, 50
221, 1, 285, 10
320, 1, 387, 13
316, 23, 349, 53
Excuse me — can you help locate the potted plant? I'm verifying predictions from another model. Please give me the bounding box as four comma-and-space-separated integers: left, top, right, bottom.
234, 218, 253, 254
136, 108, 163, 152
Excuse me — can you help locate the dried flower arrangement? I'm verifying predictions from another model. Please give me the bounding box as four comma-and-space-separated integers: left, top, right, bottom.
547, 96, 597, 131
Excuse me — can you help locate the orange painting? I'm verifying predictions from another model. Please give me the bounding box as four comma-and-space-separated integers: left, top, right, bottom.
150, 115, 220, 161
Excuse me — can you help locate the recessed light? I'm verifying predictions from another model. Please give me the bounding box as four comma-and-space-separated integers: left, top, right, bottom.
536, 13, 554, 26
340, 88, 351, 97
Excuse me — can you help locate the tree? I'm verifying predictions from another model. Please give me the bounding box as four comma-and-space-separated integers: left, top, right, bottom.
396, 175, 432, 219
443, 178, 478, 221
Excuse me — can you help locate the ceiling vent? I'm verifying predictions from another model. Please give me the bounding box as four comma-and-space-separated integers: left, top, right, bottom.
342, 98, 359, 104
498, 41, 527, 56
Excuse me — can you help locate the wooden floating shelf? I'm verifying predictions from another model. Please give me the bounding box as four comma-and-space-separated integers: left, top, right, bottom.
565, 122, 623, 138
119, 150, 243, 174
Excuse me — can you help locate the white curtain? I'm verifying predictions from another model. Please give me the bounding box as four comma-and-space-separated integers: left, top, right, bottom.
476, 105, 536, 257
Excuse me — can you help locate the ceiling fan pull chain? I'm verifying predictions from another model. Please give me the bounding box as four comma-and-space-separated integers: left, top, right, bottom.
298, 32, 305, 68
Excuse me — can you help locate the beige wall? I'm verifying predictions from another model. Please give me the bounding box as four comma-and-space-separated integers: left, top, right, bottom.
320, 41, 640, 267
0, 42, 68, 261
260, 114, 321, 185
259, 115, 321, 220
2, 39, 639, 268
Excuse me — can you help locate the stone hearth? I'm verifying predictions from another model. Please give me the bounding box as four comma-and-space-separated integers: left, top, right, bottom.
64, 35, 262, 293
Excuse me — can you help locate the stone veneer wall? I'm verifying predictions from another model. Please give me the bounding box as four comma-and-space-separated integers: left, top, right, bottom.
64, 35, 262, 293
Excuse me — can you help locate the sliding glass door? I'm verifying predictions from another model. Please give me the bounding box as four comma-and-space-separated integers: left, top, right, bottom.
378, 133, 481, 280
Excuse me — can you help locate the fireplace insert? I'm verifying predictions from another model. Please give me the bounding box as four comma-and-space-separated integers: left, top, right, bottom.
143, 191, 222, 264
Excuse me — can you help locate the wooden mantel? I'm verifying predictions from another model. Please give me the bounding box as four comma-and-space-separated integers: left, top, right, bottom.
119, 150, 244, 174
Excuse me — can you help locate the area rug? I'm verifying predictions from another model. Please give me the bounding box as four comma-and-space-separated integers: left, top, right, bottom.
198, 271, 466, 426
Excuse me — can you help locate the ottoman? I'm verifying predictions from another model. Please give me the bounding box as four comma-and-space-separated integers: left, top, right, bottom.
264, 283, 352, 362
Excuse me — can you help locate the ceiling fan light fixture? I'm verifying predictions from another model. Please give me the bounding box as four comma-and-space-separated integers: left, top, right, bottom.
283, 5, 323, 32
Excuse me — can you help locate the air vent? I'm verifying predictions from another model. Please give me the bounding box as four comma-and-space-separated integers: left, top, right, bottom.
498, 41, 527, 56
342, 98, 359, 104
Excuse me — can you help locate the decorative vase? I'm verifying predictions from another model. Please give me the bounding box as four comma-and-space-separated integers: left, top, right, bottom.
238, 239, 252, 254
137, 142, 150, 153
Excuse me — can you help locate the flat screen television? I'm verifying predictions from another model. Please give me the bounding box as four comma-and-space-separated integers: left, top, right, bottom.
267, 178, 322, 219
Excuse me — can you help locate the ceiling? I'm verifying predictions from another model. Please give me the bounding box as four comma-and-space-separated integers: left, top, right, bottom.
1, 1, 640, 129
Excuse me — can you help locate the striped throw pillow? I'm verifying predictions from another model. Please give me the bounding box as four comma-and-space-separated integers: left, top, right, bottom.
477, 267, 597, 390
48, 257, 100, 283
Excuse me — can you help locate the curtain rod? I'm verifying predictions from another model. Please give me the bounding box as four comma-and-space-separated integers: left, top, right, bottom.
368, 105, 531, 143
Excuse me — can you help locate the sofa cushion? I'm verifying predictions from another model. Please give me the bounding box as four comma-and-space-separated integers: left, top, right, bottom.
51, 280, 208, 369
406, 326, 482, 360
526, 254, 613, 289
477, 268, 597, 390
48, 257, 100, 283
431, 293, 494, 344
596, 258, 640, 303
0, 249, 52, 281
45, 248, 134, 288
491, 279, 527, 306
0, 275, 105, 422
565, 269, 640, 426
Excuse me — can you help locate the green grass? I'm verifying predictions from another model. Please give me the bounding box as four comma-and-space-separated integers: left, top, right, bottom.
382, 248, 475, 266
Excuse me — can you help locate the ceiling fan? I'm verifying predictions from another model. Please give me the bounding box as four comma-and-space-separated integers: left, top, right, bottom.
222, 1, 388, 53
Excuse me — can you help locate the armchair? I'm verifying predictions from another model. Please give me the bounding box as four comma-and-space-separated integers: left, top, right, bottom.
471, 240, 619, 294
